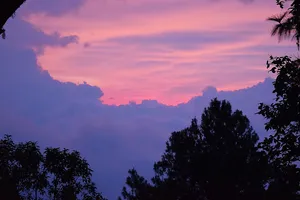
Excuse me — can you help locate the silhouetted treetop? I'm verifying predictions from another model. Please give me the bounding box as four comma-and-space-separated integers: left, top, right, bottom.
268, 0, 300, 48
257, 1, 300, 198
0, 0, 26, 39
0, 134, 106, 200
120, 99, 269, 200
258, 55, 300, 199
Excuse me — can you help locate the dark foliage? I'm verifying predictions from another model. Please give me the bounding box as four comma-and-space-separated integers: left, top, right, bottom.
0, 135, 106, 200
258, 56, 300, 164
268, 0, 300, 48
256, 1, 300, 199
258, 55, 300, 199
0, 0, 26, 39
120, 99, 270, 200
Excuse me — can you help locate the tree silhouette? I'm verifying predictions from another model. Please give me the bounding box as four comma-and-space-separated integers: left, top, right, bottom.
258, 55, 300, 199
0, 134, 45, 200
268, 0, 300, 48
258, 56, 300, 163
0, 135, 106, 200
0, 0, 26, 39
120, 99, 269, 200
119, 169, 154, 200
256, 1, 300, 198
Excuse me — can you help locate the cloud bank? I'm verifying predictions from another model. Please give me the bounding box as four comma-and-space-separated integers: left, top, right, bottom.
20, 0, 295, 105
0, 43, 274, 199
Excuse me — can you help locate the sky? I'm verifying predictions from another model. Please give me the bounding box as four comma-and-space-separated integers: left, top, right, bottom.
0, 0, 297, 199
17, 0, 296, 105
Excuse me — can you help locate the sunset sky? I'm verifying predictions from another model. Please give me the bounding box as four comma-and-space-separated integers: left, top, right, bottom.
0, 0, 298, 198
18, 0, 296, 105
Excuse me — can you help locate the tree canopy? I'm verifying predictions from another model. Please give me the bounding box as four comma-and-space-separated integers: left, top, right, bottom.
0, 135, 106, 200
257, 0, 300, 198
0, 0, 26, 39
268, 0, 300, 47
120, 99, 270, 200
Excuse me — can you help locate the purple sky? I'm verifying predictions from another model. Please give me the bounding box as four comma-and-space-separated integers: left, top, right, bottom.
0, 0, 295, 198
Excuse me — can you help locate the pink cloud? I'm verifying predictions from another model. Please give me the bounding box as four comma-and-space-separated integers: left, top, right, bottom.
17, 0, 293, 105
